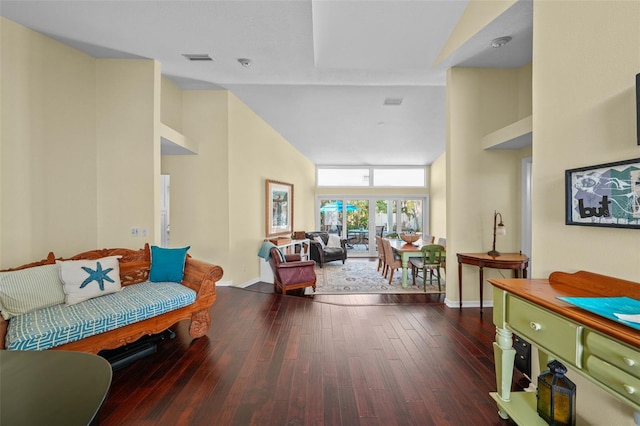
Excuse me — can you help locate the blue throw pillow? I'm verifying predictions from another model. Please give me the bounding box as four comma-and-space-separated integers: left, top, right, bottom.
150, 245, 190, 283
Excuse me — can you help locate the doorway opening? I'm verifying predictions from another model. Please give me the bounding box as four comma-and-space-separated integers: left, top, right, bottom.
160, 175, 170, 247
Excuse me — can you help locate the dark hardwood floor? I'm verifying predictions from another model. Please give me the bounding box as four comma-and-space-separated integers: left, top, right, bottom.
99, 281, 525, 425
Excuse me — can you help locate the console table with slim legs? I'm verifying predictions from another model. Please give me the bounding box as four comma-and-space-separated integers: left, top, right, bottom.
457, 252, 529, 311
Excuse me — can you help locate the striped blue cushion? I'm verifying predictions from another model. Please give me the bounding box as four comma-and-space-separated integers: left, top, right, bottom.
6, 281, 196, 351
0, 264, 66, 320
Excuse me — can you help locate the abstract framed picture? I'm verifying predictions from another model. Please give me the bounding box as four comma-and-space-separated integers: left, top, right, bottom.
565, 158, 640, 229
266, 179, 294, 237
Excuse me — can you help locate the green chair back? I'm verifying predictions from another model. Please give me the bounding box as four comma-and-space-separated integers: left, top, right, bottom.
421, 244, 445, 265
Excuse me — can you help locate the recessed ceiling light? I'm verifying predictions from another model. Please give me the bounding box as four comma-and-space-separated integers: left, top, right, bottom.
383, 98, 403, 106
182, 53, 214, 61
490, 36, 512, 48
237, 58, 252, 67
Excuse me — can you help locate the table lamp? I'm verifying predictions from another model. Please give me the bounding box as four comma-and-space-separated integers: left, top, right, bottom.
487, 211, 506, 256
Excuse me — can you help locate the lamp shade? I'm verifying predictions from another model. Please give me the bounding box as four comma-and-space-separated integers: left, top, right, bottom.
488, 211, 506, 256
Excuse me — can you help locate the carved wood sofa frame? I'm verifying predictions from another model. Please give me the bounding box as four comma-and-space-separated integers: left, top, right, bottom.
0, 244, 223, 354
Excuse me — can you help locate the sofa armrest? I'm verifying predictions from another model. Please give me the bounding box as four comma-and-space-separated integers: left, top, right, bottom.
181, 257, 223, 304
308, 241, 326, 262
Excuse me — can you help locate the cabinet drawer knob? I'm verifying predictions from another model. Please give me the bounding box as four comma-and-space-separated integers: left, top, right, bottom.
623, 384, 636, 395
530, 322, 541, 331
624, 357, 636, 367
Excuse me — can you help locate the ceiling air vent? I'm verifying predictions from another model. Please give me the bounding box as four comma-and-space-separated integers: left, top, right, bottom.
182, 54, 214, 61
383, 97, 403, 106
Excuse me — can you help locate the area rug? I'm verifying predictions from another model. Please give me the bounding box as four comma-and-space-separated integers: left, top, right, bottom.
310, 260, 446, 295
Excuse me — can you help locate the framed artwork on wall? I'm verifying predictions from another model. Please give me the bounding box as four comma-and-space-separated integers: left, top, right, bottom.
636, 73, 639, 145
266, 179, 294, 237
565, 158, 640, 229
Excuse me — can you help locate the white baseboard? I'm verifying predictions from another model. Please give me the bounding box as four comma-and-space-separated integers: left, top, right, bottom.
216, 280, 234, 287
236, 278, 260, 288
444, 298, 494, 309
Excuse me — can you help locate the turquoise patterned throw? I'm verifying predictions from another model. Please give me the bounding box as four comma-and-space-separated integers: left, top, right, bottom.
557, 296, 640, 331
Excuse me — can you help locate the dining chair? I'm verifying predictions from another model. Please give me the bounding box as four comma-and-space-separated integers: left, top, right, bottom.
409, 244, 445, 291
381, 238, 402, 284
422, 235, 435, 244
375, 236, 386, 274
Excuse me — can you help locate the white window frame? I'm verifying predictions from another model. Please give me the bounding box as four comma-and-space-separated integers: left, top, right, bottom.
315, 195, 430, 257
316, 166, 427, 188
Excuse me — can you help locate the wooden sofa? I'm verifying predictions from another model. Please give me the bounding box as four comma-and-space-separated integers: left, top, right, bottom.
0, 244, 223, 354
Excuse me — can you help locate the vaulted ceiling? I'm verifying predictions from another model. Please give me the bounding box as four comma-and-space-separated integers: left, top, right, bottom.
1, 0, 532, 166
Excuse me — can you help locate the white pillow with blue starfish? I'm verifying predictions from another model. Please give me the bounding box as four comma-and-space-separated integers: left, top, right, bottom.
57, 256, 123, 305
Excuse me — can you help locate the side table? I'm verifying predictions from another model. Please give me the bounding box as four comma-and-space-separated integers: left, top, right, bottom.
457, 252, 529, 312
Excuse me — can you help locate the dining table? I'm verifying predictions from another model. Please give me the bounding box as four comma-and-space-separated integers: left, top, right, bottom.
346, 229, 369, 248
388, 238, 432, 288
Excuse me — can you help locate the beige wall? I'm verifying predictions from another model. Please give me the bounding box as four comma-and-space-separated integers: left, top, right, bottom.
1, 18, 313, 288
161, 92, 316, 287
532, 2, 640, 424
161, 76, 183, 132
1, 19, 164, 264
228, 93, 316, 285
429, 153, 446, 240
516, 63, 532, 119
446, 66, 531, 305
533, 1, 640, 280
161, 90, 231, 277
1, 18, 98, 266
96, 59, 161, 249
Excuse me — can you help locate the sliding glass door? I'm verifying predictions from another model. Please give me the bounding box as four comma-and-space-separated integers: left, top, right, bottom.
345, 199, 369, 251
319, 200, 344, 235
317, 196, 428, 257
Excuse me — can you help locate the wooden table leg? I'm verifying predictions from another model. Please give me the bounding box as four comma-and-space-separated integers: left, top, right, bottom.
458, 261, 463, 309
479, 266, 484, 312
